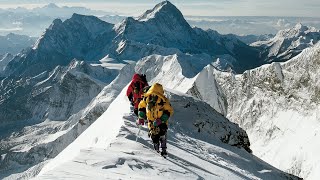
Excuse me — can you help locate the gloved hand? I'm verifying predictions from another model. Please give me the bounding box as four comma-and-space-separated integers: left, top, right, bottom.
136, 118, 144, 125
153, 118, 162, 127
138, 111, 147, 120
128, 93, 133, 103
160, 114, 169, 123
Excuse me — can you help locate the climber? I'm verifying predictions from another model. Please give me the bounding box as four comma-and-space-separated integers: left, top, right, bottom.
138, 83, 173, 156
126, 73, 149, 118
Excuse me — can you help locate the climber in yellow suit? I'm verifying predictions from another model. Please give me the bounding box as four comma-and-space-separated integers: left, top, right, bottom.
138, 83, 173, 156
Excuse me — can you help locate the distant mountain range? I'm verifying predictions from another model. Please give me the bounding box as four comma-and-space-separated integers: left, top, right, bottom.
0, 33, 36, 55
252, 23, 320, 62
0, 3, 116, 37
186, 16, 320, 35
1, 3, 320, 37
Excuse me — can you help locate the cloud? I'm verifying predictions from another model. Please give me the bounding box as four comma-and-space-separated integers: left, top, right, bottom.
0, 27, 23, 31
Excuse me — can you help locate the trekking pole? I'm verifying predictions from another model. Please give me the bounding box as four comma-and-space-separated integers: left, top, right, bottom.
136, 124, 142, 142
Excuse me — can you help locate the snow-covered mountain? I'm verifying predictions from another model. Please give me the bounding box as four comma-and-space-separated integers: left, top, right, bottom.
0, 33, 36, 55
208, 42, 320, 180
134, 53, 228, 116
112, 1, 261, 73
0, 1, 311, 179
3, 14, 114, 78
252, 23, 320, 62
34, 85, 299, 180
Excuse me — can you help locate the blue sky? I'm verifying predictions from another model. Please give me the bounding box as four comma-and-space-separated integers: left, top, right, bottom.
0, 0, 319, 17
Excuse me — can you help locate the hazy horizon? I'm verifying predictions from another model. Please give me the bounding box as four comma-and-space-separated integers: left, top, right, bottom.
0, 1, 319, 37
0, 0, 319, 18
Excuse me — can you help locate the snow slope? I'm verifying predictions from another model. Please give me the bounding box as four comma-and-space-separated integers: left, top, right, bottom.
210, 42, 320, 180
135, 53, 228, 116
36, 85, 298, 180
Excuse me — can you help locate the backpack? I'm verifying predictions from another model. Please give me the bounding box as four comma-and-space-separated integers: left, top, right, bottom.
133, 74, 147, 95
131, 75, 148, 108
147, 94, 158, 112
146, 94, 164, 120
133, 81, 141, 94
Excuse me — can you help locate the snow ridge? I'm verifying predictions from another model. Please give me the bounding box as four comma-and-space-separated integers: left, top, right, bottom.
36, 83, 299, 180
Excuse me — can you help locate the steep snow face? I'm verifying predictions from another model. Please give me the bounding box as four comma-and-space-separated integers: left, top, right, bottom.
135, 53, 228, 116
36, 87, 299, 180
252, 23, 320, 62
135, 54, 207, 90
211, 42, 320, 180
188, 65, 228, 116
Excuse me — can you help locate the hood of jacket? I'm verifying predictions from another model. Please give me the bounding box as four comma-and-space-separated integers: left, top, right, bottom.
145, 83, 166, 100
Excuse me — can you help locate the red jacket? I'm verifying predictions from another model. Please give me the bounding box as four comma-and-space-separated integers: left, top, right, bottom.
126, 74, 148, 109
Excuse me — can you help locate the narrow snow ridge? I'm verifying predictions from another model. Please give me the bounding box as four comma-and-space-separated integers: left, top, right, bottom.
38, 85, 128, 175
36, 86, 299, 180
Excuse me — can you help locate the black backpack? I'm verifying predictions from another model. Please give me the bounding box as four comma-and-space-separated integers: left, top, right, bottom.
133, 81, 141, 94
147, 94, 158, 111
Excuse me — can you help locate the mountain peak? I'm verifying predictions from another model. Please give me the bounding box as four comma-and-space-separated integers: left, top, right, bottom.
154, 0, 176, 10
137, 1, 184, 22
275, 23, 318, 39
44, 3, 59, 9
70, 13, 90, 21
52, 18, 63, 25
47, 18, 63, 30
293, 23, 308, 31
